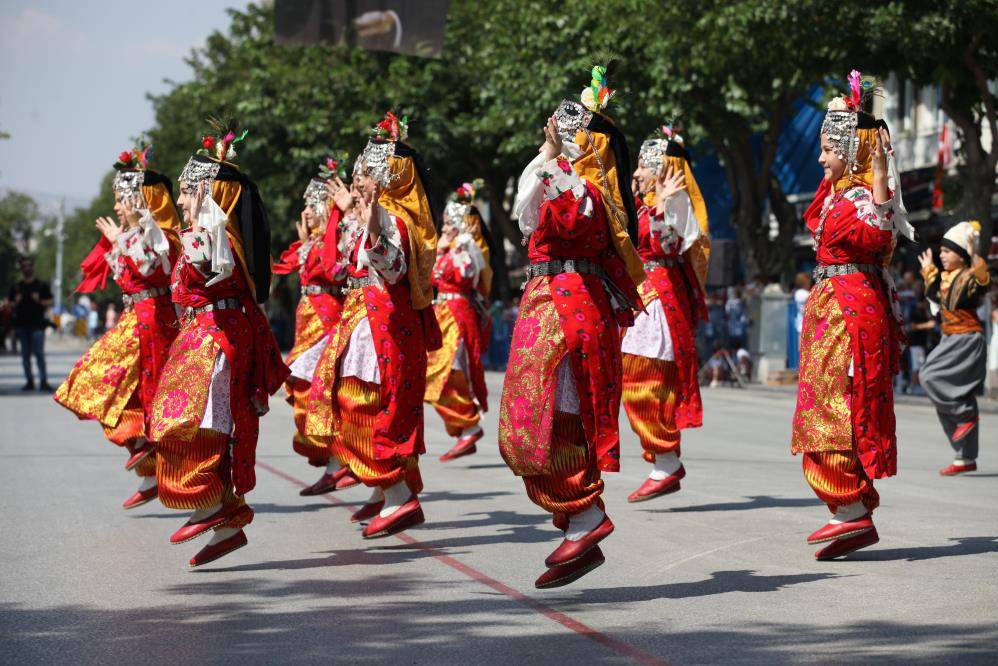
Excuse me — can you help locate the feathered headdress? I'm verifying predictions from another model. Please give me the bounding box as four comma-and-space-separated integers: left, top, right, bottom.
318, 151, 350, 180
581, 62, 616, 112
370, 111, 409, 142
197, 117, 249, 162
451, 178, 485, 204
114, 136, 152, 171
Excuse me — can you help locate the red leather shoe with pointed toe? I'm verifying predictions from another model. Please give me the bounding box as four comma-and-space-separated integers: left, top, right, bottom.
122, 485, 158, 510
807, 514, 873, 544
170, 505, 234, 544
950, 417, 978, 443
333, 467, 361, 490
535, 546, 605, 589
440, 430, 483, 462
627, 466, 686, 503
350, 500, 384, 523
544, 515, 614, 567
939, 462, 977, 476
814, 527, 879, 560
362, 496, 424, 538
299, 472, 338, 496
125, 444, 156, 471
189, 530, 248, 567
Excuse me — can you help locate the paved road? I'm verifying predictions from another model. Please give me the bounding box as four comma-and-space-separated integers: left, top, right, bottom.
1, 342, 996, 665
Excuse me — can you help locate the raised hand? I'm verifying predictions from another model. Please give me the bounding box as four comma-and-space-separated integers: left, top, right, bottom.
192, 181, 208, 231
918, 248, 934, 270
96, 216, 122, 243
541, 116, 563, 161
296, 211, 309, 242
327, 176, 354, 213
121, 196, 142, 227
656, 166, 686, 203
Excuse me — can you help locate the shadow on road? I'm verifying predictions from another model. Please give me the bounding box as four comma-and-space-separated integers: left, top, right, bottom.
550, 569, 844, 605
847, 536, 998, 562
645, 495, 816, 513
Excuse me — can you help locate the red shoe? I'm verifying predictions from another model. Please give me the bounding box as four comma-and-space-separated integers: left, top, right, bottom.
940, 461, 977, 476
170, 505, 238, 544
350, 500, 384, 523
544, 514, 614, 567
333, 467, 361, 490
814, 527, 879, 560
951, 417, 979, 443
440, 430, 483, 462
299, 472, 338, 496
807, 514, 873, 544
535, 546, 605, 589
124, 444, 156, 471
627, 465, 686, 503
122, 485, 158, 510
189, 530, 248, 567
362, 496, 425, 539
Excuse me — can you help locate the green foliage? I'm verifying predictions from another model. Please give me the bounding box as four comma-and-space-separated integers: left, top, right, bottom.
33, 173, 119, 306
58, 0, 998, 294
0, 191, 40, 293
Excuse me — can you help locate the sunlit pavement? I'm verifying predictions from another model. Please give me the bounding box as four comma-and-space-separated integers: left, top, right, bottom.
2, 340, 996, 664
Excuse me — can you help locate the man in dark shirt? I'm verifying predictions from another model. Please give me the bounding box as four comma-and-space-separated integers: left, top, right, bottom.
9, 258, 53, 391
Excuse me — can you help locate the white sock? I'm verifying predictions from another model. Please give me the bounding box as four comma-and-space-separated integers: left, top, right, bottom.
649, 452, 681, 480
324, 459, 342, 475
367, 487, 384, 505
134, 436, 149, 450
137, 476, 157, 492
565, 505, 605, 541
829, 501, 867, 524
460, 424, 482, 439
954, 458, 974, 467
190, 503, 223, 523
208, 527, 239, 545
379, 481, 412, 518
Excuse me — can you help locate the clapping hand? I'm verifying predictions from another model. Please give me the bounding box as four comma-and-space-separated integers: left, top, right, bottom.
296, 211, 309, 242
654, 166, 686, 215
326, 176, 354, 213
541, 116, 563, 161
96, 216, 122, 243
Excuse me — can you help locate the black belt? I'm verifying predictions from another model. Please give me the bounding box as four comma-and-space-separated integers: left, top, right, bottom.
812, 263, 880, 283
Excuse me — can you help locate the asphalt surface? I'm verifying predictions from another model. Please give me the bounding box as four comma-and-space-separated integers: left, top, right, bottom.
1, 339, 996, 665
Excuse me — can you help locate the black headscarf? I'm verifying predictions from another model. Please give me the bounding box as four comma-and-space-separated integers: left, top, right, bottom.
190, 155, 272, 304
141, 169, 175, 202
588, 113, 639, 242
392, 141, 438, 224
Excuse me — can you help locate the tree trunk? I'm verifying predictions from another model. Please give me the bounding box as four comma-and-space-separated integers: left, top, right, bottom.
942, 72, 997, 254
484, 172, 524, 302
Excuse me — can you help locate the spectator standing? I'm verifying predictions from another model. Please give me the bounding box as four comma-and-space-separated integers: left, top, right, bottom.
8, 258, 53, 391
86, 301, 100, 341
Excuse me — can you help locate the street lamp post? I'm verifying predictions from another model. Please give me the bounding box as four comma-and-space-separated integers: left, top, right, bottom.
52, 198, 65, 313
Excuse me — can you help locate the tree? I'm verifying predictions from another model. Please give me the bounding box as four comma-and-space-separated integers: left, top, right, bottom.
0, 191, 40, 292
868, 0, 998, 251
641, 0, 864, 280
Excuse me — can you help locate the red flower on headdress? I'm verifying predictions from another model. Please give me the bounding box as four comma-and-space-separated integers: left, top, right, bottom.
202, 135, 216, 150
377, 112, 401, 140
118, 151, 133, 164
326, 157, 338, 171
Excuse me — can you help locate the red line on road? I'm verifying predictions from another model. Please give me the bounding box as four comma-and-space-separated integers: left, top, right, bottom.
256, 460, 670, 666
